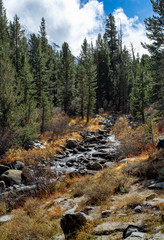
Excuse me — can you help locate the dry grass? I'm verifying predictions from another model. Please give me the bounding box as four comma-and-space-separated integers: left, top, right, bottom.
72, 168, 134, 206
122, 150, 164, 180
47, 205, 63, 220
0, 201, 8, 216
111, 117, 157, 157
111, 194, 145, 210
2, 114, 102, 165
0, 197, 62, 240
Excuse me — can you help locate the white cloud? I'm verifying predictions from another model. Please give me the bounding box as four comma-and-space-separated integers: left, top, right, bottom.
4, 1, 149, 56
113, 8, 150, 56
4, 0, 105, 56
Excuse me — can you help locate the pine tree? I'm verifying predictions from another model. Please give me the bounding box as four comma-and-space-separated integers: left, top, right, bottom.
130, 54, 152, 123
9, 15, 25, 76
104, 14, 119, 110
29, 33, 51, 133
57, 42, 75, 114
142, 0, 164, 106
94, 34, 111, 111
77, 62, 86, 119
79, 38, 97, 122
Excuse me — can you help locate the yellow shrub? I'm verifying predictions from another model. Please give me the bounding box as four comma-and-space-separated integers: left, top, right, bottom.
112, 117, 149, 156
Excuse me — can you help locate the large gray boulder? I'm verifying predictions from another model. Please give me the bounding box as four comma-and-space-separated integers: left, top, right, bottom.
0, 170, 22, 186
0, 164, 10, 175
60, 212, 89, 240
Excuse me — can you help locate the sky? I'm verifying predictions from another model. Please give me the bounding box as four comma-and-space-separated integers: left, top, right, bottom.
4, 0, 153, 56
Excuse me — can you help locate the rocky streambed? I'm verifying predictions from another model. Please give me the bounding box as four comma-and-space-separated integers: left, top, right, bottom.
0, 115, 121, 202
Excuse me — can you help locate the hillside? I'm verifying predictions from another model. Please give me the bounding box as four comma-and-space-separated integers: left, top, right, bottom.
0, 115, 164, 239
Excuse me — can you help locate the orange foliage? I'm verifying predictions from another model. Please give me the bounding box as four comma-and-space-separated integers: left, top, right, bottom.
3, 115, 104, 164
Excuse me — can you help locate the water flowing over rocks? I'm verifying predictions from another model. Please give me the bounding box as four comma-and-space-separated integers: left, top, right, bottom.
0, 115, 120, 201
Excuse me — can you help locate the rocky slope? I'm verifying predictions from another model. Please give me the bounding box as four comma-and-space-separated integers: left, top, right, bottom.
0, 115, 164, 240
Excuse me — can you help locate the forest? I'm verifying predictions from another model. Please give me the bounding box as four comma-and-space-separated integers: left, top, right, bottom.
0, 0, 163, 153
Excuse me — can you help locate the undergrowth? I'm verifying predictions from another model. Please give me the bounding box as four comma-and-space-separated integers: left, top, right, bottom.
72, 168, 134, 205
111, 116, 158, 157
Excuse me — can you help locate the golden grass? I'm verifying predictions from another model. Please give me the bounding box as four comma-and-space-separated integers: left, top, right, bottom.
2, 115, 103, 165
0, 201, 8, 216
72, 167, 134, 206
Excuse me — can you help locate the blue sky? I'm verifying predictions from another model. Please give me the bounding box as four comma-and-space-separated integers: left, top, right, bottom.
4, 0, 153, 56
102, 0, 153, 22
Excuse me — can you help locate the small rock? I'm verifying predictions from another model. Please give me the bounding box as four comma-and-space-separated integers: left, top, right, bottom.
146, 193, 157, 201
0, 215, 13, 223
82, 206, 95, 214
123, 225, 145, 239
103, 162, 115, 168
87, 162, 103, 171
102, 210, 112, 218
134, 205, 142, 213
66, 139, 78, 149
111, 198, 116, 202
148, 182, 164, 189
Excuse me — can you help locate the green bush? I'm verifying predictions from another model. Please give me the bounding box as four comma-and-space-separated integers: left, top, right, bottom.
14, 122, 39, 149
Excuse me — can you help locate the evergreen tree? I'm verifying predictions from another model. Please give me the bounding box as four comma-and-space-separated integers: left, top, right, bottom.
118, 47, 132, 112
9, 15, 25, 76
104, 14, 119, 110
76, 62, 86, 119
79, 38, 97, 122
142, 0, 164, 106
29, 34, 51, 133
94, 34, 111, 111
57, 42, 75, 114
130, 55, 152, 123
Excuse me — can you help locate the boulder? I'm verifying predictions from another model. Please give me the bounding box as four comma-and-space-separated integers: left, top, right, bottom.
104, 162, 115, 168
0, 170, 22, 186
87, 162, 103, 171
146, 193, 157, 201
60, 212, 90, 240
66, 139, 78, 149
0, 165, 10, 175
102, 210, 112, 218
123, 225, 145, 239
134, 205, 142, 213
